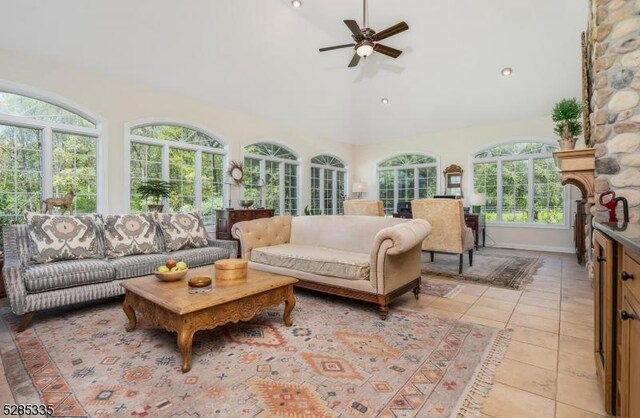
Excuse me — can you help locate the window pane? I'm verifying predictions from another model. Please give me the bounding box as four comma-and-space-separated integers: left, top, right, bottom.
201, 152, 224, 226
311, 154, 345, 168
310, 167, 321, 215
130, 142, 163, 212
0, 124, 41, 222
397, 168, 415, 206
284, 163, 297, 215
0, 91, 95, 128
534, 158, 564, 224
265, 160, 280, 213
502, 160, 529, 222
245, 143, 297, 160
243, 157, 262, 205
52, 132, 97, 214
473, 162, 498, 222
337, 171, 345, 215
418, 167, 437, 198
378, 170, 394, 215
132, 125, 223, 148
379, 154, 436, 168
323, 169, 334, 215
169, 148, 196, 212
475, 142, 547, 158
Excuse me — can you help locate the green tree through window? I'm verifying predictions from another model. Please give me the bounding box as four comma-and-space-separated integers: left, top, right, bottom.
377, 154, 438, 215
310, 154, 347, 215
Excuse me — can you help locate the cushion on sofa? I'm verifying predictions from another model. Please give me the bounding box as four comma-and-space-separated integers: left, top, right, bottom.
24, 259, 114, 293
251, 244, 370, 281
25, 212, 103, 264
154, 212, 208, 251
168, 246, 230, 268
108, 253, 169, 280
101, 213, 161, 258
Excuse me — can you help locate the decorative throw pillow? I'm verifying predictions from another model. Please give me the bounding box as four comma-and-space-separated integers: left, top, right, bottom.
101, 213, 161, 258
154, 212, 208, 252
25, 212, 103, 264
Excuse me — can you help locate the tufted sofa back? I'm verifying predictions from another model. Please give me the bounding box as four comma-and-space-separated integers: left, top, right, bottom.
233, 216, 292, 259
290, 215, 406, 254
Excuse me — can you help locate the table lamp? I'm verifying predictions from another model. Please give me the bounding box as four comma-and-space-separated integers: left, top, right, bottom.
352, 182, 367, 199
469, 193, 486, 214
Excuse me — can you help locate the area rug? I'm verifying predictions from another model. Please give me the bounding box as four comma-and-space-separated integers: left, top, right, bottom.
421, 279, 464, 298
0, 292, 511, 417
421, 252, 542, 290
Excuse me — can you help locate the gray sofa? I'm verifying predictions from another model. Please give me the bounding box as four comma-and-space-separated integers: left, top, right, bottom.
2, 220, 237, 332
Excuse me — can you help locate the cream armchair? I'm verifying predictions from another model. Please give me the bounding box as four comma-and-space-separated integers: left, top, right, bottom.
343, 199, 384, 216
411, 199, 474, 273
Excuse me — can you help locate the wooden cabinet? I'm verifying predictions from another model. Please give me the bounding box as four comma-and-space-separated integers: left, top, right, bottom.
215, 209, 275, 257
620, 248, 640, 418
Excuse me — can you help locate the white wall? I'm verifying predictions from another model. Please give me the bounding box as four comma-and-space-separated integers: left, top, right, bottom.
0, 48, 578, 253
351, 118, 580, 253
0, 49, 354, 214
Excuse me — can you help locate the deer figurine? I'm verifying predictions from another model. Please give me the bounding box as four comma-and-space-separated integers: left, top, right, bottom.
42, 189, 76, 214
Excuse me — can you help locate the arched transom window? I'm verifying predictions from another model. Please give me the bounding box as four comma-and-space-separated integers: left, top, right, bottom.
243, 142, 299, 215
377, 154, 438, 215
472, 141, 564, 224
0, 90, 102, 223
128, 124, 226, 225
310, 154, 347, 215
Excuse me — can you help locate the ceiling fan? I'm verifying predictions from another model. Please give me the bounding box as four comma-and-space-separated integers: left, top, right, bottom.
319, 0, 409, 68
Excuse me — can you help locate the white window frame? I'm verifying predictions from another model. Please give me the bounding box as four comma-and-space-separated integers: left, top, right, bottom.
376, 153, 440, 213
469, 138, 569, 229
242, 142, 301, 215
0, 85, 105, 213
124, 120, 228, 218
310, 155, 348, 215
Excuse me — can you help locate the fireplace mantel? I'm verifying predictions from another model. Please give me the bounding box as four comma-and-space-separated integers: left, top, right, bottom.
553, 148, 596, 203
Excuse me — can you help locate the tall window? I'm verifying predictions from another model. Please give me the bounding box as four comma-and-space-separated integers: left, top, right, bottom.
0, 90, 101, 223
472, 141, 564, 224
243, 143, 299, 215
310, 155, 347, 215
377, 154, 438, 215
128, 124, 225, 225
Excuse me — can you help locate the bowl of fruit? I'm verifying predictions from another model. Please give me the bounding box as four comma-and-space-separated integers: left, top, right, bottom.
155, 259, 189, 282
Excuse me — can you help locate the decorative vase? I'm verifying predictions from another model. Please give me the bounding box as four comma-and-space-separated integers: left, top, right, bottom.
559, 138, 577, 151
148, 204, 164, 212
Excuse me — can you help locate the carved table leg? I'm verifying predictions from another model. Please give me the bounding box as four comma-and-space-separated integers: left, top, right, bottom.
122, 294, 137, 332
177, 327, 195, 373
283, 286, 296, 327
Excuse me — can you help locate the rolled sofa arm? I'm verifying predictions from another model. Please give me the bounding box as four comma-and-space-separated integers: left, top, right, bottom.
231, 216, 292, 260
206, 238, 238, 259
372, 219, 431, 256
2, 226, 28, 315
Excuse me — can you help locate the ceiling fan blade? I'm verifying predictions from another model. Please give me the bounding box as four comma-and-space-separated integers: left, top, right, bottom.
319, 43, 355, 52
344, 20, 363, 38
374, 43, 403, 59
348, 53, 361, 68
374, 21, 409, 41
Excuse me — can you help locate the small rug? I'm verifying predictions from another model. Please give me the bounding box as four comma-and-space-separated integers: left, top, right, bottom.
0, 292, 511, 417
421, 279, 464, 298
421, 252, 542, 290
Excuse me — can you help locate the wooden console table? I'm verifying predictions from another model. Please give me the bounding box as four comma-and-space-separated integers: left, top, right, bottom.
393, 212, 486, 250
216, 209, 275, 257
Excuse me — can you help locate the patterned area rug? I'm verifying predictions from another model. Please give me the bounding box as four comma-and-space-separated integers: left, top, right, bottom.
1, 292, 511, 417
421, 252, 542, 290
421, 279, 464, 298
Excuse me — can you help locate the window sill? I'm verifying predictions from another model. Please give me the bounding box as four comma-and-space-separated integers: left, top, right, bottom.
487, 222, 570, 230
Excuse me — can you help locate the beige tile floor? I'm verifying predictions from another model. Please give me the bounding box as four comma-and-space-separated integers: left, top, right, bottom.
392, 248, 609, 418
0, 249, 606, 417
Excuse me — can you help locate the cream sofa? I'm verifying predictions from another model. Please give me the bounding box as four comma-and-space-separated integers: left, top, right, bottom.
231, 215, 431, 319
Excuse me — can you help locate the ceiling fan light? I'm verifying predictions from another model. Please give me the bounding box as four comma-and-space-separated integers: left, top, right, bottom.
356, 42, 374, 58
501, 67, 513, 76
291, 0, 302, 8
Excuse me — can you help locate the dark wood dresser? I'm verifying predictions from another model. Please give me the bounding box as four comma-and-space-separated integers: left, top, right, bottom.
215, 209, 275, 257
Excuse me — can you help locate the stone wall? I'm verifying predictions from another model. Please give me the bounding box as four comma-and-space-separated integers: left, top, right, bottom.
591, 0, 640, 223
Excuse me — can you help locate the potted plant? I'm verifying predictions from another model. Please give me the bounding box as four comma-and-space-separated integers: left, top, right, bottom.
552, 98, 583, 150
136, 180, 172, 212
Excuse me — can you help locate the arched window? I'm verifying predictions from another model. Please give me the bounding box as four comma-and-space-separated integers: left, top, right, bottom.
0, 90, 102, 222
128, 124, 226, 225
377, 154, 438, 215
472, 141, 564, 224
310, 155, 347, 215
243, 142, 299, 215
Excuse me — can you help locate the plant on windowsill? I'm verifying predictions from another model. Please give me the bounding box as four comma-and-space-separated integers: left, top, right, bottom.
136, 180, 172, 212
552, 98, 583, 151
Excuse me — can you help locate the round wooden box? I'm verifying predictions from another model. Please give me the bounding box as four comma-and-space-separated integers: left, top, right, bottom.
214, 259, 248, 280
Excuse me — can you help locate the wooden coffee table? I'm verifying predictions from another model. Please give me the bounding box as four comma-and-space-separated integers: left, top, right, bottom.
120, 266, 298, 373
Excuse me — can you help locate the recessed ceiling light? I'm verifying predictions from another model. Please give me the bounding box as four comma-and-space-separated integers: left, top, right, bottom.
381, 98, 389, 104
291, 0, 302, 7
501, 67, 513, 76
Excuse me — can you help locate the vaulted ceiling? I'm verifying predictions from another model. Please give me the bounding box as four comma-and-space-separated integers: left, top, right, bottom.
0, 0, 588, 144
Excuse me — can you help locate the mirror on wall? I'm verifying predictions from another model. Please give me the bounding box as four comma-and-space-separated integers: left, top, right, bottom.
443, 164, 463, 197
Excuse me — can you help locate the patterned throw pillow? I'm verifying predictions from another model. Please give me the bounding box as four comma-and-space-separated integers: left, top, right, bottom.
101, 213, 161, 258
25, 212, 103, 264
154, 212, 208, 252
